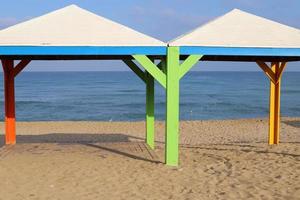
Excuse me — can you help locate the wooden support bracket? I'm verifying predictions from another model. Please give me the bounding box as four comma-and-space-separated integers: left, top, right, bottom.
256, 61, 276, 83
122, 59, 146, 83
178, 55, 203, 79
13, 60, 31, 77
132, 55, 166, 88
256, 61, 286, 84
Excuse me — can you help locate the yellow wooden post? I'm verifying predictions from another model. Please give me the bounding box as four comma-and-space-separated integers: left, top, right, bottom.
257, 61, 287, 145
269, 62, 281, 144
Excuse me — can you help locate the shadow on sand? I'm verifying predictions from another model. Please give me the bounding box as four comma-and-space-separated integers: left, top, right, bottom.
0, 133, 161, 164
283, 120, 300, 128
1, 133, 298, 163
181, 143, 300, 158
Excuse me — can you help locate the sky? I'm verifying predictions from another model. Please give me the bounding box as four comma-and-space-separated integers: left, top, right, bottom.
0, 0, 300, 71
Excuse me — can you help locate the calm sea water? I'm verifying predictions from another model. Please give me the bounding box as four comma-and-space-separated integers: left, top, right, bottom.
0, 71, 299, 121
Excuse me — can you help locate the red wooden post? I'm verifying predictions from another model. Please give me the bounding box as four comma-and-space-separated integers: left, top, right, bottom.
2, 60, 16, 144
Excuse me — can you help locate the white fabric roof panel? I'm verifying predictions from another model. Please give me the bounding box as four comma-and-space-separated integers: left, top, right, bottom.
0, 5, 165, 46
169, 9, 300, 48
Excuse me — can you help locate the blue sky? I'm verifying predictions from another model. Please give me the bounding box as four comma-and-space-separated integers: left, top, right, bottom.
0, 0, 299, 71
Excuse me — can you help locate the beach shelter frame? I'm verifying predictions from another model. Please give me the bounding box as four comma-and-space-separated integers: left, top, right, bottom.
2, 46, 300, 167
0, 48, 168, 148
0, 5, 176, 164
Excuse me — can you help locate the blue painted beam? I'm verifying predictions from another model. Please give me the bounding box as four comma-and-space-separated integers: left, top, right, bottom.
2, 45, 300, 58
0, 46, 167, 55
179, 46, 300, 57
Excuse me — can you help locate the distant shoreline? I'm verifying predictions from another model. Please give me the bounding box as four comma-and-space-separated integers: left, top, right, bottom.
1, 117, 299, 145
1, 116, 300, 122
1, 71, 300, 73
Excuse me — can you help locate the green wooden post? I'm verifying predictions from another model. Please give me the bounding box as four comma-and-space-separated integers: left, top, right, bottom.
165, 47, 180, 166
130, 56, 165, 150
133, 53, 203, 166
165, 48, 203, 166
146, 72, 155, 149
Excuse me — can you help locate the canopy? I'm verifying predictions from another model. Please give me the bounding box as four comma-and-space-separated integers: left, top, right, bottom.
169, 9, 300, 61
0, 5, 166, 59
162, 9, 300, 165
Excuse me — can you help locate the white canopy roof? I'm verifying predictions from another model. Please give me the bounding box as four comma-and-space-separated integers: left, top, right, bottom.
169, 9, 300, 48
0, 5, 165, 46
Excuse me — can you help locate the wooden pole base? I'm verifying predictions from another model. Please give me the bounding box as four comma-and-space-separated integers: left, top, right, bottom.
5, 117, 16, 144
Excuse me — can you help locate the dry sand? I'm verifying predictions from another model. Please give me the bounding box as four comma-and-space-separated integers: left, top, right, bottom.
0, 118, 299, 200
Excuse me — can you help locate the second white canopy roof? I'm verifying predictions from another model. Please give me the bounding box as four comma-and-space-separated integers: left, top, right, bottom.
169, 9, 300, 48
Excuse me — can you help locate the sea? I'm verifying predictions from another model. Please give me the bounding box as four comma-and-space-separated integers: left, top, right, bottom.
0, 71, 299, 121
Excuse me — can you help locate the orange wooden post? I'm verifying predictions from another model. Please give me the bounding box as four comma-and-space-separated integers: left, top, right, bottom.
1, 59, 30, 145
2, 60, 16, 144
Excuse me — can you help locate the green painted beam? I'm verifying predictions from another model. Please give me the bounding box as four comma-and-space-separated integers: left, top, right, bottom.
146, 72, 155, 149
133, 55, 166, 88
178, 55, 203, 79
165, 46, 180, 166
123, 60, 146, 83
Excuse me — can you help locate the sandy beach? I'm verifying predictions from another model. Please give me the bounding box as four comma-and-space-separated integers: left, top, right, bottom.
0, 118, 299, 200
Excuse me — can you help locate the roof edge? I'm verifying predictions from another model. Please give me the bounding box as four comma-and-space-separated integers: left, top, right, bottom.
179, 46, 300, 57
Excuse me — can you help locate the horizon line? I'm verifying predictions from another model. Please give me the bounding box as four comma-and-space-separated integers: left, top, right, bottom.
0, 70, 300, 73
